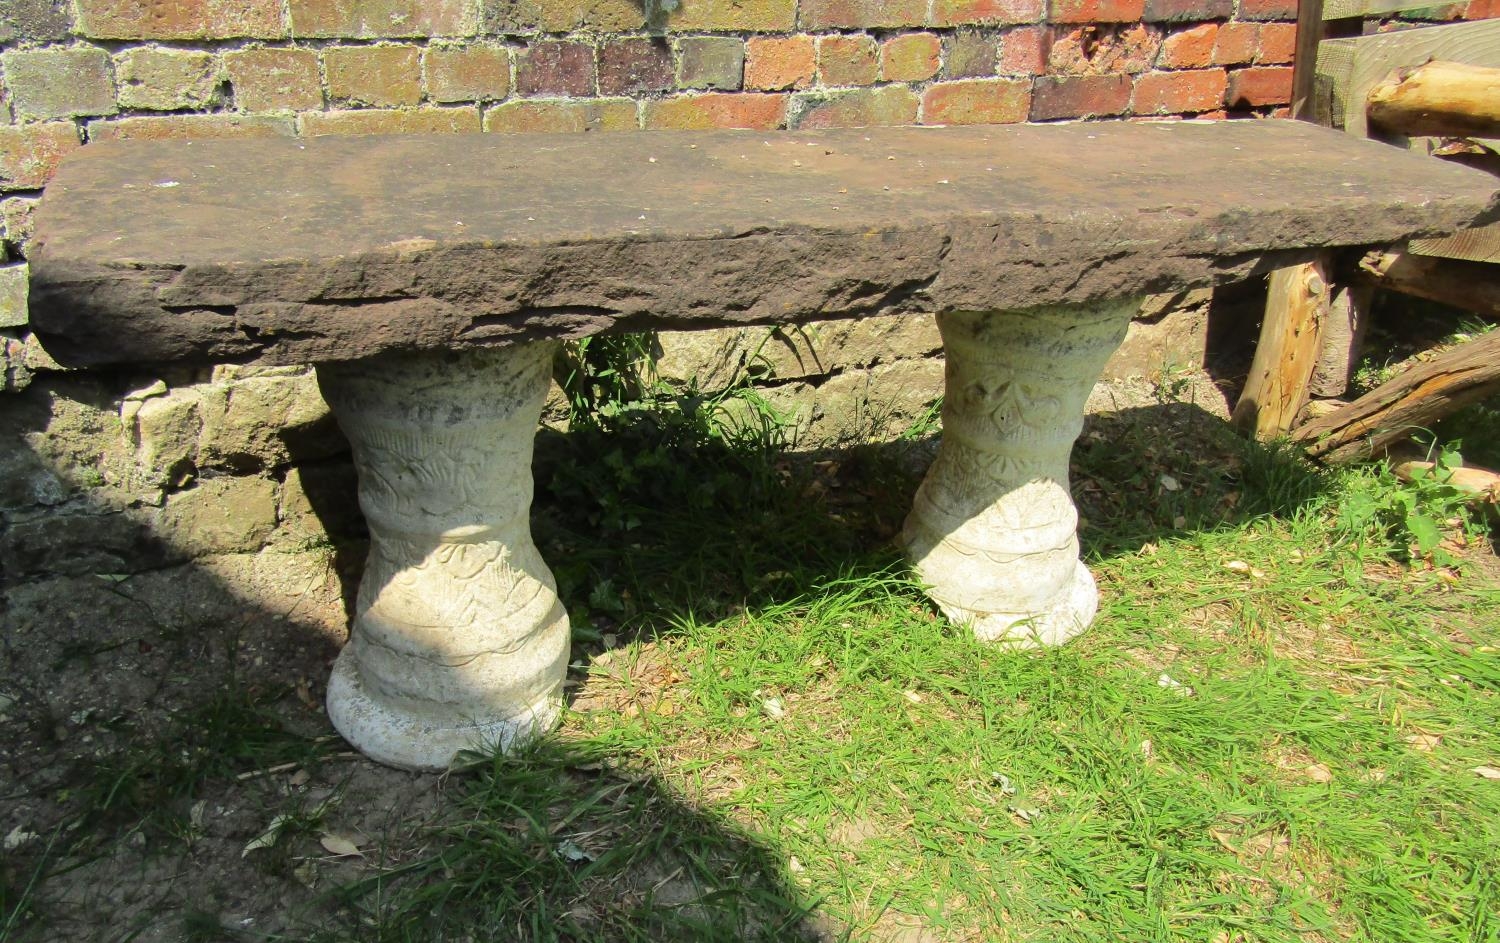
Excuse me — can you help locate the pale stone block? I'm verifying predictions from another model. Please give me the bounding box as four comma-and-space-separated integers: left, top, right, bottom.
0, 264, 28, 328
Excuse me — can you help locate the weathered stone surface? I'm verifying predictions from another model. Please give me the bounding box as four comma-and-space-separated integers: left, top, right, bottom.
0, 265, 27, 328
28, 122, 1500, 369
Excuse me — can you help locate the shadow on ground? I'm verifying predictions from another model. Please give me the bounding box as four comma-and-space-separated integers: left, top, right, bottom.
0, 368, 1331, 942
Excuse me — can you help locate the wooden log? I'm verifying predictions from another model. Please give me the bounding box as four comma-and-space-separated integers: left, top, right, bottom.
1234, 258, 1332, 439
1392, 460, 1500, 506
1368, 61, 1500, 139
1309, 282, 1372, 398
1357, 250, 1500, 320
1293, 327, 1500, 462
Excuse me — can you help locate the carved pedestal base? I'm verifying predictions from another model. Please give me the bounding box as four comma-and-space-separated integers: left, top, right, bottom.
902, 301, 1138, 647
317, 345, 568, 771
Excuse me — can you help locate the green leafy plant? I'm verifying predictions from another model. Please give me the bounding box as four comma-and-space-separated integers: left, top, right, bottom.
1336, 442, 1482, 563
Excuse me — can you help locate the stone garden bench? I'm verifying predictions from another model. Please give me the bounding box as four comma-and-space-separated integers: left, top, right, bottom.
27, 121, 1498, 770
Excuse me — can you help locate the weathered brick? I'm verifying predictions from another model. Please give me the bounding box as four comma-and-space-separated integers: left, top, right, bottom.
1, 198, 39, 256
746, 36, 816, 91
516, 41, 595, 97
946, 32, 999, 78
0, 0, 73, 45
999, 26, 1049, 75
1050, 24, 1161, 74
1256, 21, 1295, 64
290, 0, 475, 37
224, 48, 323, 111
1236, 0, 1296, 20
486, 99, 637, 133
1142, 0, 1233, 20
76, 0, 284, 40
1029, 73, 1132, 119
931, 0, 1046, 25
0, 123, 80, 189
643, 92, 786, 129
678, 37, 745, 90
817, 34, 879, 86
485, 0, 643, 32
325, 45, 422, 107
800, 0, 927, 28
1158, 23, 1218, 68
1048, 0, 1146, 22
424, 45, 510, 103
303, 107, 481, 135
670, 0, 797, 31
114, 49, 220, 112
86, 114, 295, 142
1226, 65, 1291, 106
922, 77, 1029, 124
599, 38, 674, 96
1131, 67, 1226, 112
793, 85, 919, 129
1214, 23, 1257, 65
1462, 0, 1500, 18
2, 48, 117, 121
881, 33, 942, 82
0, 264, 27, 328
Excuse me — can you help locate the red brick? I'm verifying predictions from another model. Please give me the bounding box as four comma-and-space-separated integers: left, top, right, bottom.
86, 115, 294, 142
642, 92, 787, 129
922, 78, 1030, 124
1141, 0, 1232, 21
746, 35, 815, 90
598, 38, 674, 96
1462, 0, 1500, 17
1131, 67, 1226, 112
668, 0, 796, 31
678, 36, 745, 89
1049, 24, 1161, 75
1048, 0, 1146, 23
303, 107, 481, 136
325, 45, 423, 107
799, 0, 927, 28
75, 0, 284, 39
290, 0, 474, 37
1029, 73, 1132, 119
516, 41, 595, 97
424, 44, 510, 103
931, 0, 1046, 25
115, 48, 220, 112
1, 47, 117, 121
999, 26, 1049, 75
1214, 22, 1258, 65
486, 99, 637, 133
1256, 22, 1296, 64
1226, 65, 1292, 106
881, 33, 942, 81
817, 34, 879, 86
0, 123, 81, 190
1236, 0, 1296, 20
485, 0, 644, 32
946, 32, 1000, 78
794, 85, 919, 128
224, 48, 323, 111
1158, 23, 1218, 68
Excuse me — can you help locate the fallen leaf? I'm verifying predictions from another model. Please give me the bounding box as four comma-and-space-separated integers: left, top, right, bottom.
242, 814, 292, 857
320, 833, 363, 858
1305, 763, 1333, 783
1472, 766, 1500, 780
1157, 673, 1195, 697
1160, 474, 1181, 492
1405, 733, 1442, 752
902, 690, 923, 704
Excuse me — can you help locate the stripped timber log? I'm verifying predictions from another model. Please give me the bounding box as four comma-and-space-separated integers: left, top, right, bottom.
1233, 257, 1331, 438
1294, 327, 1500, 462
1357, 250, 1500, 320
1368, 61, 1500, 138
1392, 460, 1500, 506
1309, 282, 1373, 397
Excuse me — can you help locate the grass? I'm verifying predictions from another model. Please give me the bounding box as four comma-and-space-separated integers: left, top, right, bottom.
6, 349, 1499, 942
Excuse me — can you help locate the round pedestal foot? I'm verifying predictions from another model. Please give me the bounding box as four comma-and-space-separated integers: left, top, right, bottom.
948, 561, 1098, 648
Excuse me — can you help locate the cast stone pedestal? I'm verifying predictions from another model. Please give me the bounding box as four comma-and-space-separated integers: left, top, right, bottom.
316, 344, 569, 771
902, 300, 1138, 646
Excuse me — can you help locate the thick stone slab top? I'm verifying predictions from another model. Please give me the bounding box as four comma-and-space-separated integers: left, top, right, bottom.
29, 121, 1500, 367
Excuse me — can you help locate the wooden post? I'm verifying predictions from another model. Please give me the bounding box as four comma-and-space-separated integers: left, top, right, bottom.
1291, 0, 1327, 120
1358, 250, 1500, 320
1233, 258, 1332, 437
1308, 282, 1373, 398
1367, 61, 1500, 138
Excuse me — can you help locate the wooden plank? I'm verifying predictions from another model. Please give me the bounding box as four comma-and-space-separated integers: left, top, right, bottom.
1322, 0, 1462, 19
1315, 19, 1500, 137
1293, 0, 1327, 121
1233, 258, 1332, 438
1294, 327, 1500, 462
1357, 250, 1500, 318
